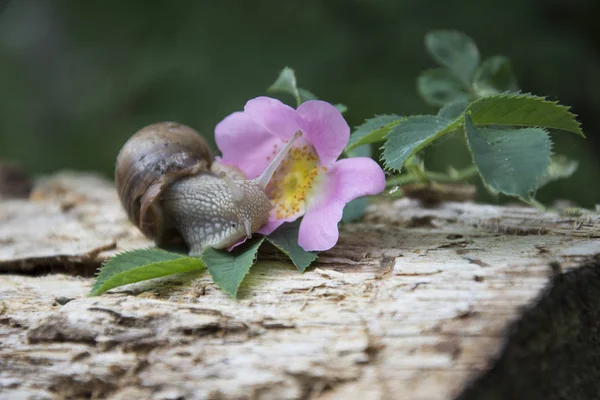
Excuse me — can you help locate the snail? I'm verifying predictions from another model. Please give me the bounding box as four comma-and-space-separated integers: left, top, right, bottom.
115, 122, 299, 255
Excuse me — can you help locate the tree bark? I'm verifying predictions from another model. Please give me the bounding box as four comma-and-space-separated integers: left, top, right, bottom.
1, 172, 599, 400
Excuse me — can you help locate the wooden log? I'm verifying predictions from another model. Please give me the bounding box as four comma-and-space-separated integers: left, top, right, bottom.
0, 172, 599, 400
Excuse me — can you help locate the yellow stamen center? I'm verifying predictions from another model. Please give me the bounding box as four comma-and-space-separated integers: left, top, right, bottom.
265, 142, 325, 220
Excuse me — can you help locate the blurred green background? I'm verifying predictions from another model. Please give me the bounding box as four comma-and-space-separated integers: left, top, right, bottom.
0, 0, 598, 206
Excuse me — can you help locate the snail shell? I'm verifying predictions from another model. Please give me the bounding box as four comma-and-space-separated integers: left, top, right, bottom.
115, 122, 214, 244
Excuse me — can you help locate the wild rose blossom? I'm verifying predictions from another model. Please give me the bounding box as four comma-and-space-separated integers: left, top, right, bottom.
215, 97, 385, 251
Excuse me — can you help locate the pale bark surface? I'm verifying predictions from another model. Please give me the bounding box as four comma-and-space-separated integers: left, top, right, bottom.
1, 172, 599, 400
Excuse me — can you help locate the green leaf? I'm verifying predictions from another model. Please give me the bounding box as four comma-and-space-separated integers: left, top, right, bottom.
425, 30, 480, 85
298, 88, 318, 102
334, 103, 348, 114
346, 142, 372, 159
382, 115, 453, 171
345, 138, 372, 161
266, 220, 318, 272
341, 197, 369, 223
438, 99, 470, 120
90, 248, 205, 296
268, 68, 346, 112
473, 56, 518, 97
464, 114, 552, 200
268, 67, 301, 106
417, 68, 471, 106
347, 115, 403, 150
203, 238, 264, 298
467, 93, 584, 136
537, 155, 579, 188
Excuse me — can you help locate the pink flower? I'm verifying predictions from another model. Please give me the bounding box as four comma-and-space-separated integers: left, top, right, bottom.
215, 97, 386, 251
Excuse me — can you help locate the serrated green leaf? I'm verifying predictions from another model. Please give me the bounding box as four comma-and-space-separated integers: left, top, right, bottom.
467, 93, 584, 136
266, 220, 318, 272
268, 67, 301, 105
464, 114, 552, 199
90, 248, 205, 296
417, 68, 471, 106
347, 115, 403, 150
425, 30, 480, 85
537, 155, 579, 188
382, 115, 454, 171
203, 238, 264, 298
473, 56, 518, 97
438, 99, 470, 120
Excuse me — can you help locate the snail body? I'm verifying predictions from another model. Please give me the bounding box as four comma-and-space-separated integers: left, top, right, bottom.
161, 173, 272, 254
115, 122, 298, 255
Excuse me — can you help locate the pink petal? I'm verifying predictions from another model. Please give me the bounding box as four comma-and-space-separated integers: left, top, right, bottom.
215, 111, 280, 179
298, 199, 345, 252
298, 157, 386, 251
244, 97, 305, 140
297, 100, 350, 166
324, 157, 386, 202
